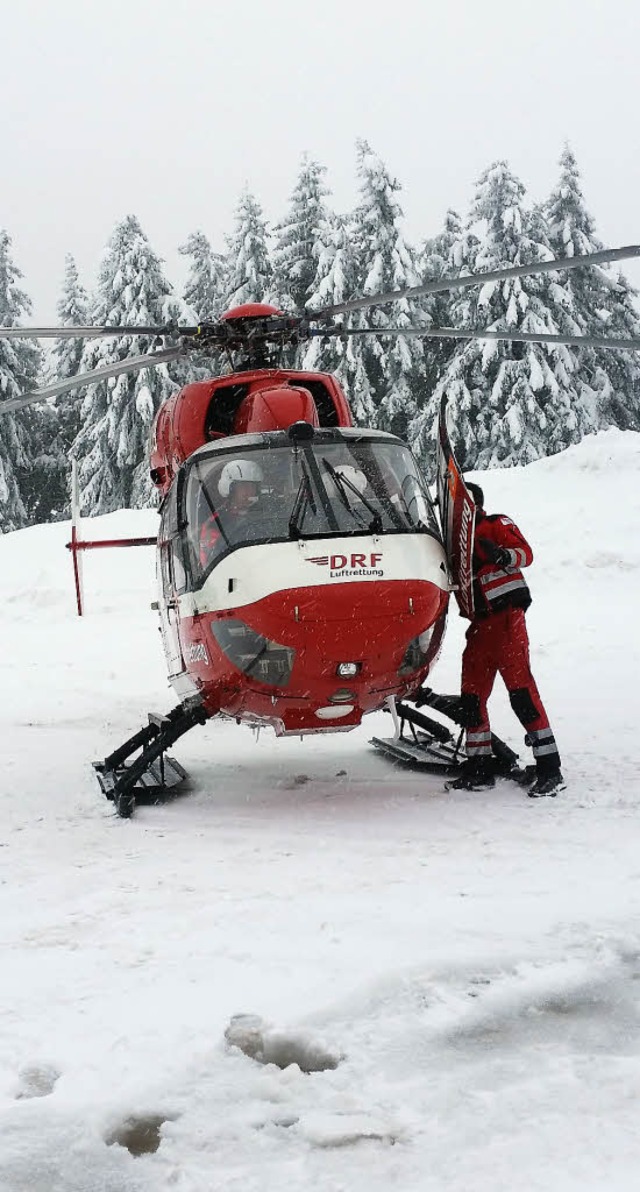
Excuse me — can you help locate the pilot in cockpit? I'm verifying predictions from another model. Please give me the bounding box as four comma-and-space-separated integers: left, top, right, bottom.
199, 458, 264, 565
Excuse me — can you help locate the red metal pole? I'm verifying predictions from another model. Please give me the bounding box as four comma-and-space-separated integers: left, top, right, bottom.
69, 524, 83, 617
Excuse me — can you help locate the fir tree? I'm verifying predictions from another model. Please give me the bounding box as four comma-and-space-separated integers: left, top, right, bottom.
52, 256, 89, 393
179, 230, 226, 318
272, 156, 329, 313
30, 255, 92, 521
0, 231, 41, 532
51, 254, 89, 445
419, 210, 468, 390
73, 215, 181, 513
410, 161, 587, 475
349, 140, 426, 439
177, 230, 226, 383
545, 143, 640, 430
601, 276, 640, 429
303, 210, 376, 425
224, 190, 272, 306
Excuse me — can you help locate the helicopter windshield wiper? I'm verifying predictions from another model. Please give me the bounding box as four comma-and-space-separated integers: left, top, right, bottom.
321, 458, 383, 534
288, 465, 317, 540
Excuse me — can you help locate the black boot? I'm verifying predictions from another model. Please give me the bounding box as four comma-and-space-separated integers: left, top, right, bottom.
528, 754, 565, 798
528, 771, 565, 797
447, 759, 496, 791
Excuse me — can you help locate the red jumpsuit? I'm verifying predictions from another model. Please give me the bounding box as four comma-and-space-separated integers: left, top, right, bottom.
461, 510, 561, 775
200, 514, 223, 565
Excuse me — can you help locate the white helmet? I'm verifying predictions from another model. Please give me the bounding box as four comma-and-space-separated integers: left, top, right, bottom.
218, 459, 263, 497
332, 465, 368, 494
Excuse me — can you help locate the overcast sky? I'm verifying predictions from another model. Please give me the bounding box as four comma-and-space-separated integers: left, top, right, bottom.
1, 0, 638, 322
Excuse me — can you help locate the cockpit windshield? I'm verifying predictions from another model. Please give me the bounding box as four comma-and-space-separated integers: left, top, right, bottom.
183, 433, 439, 582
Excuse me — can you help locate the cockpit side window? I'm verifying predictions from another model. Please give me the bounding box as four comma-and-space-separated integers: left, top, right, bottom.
159, 479, 194, 594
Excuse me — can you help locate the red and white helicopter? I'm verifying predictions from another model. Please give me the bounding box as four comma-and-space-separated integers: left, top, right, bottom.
2, 245, 639, 815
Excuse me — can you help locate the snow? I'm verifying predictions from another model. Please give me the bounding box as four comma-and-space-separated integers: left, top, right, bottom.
1, 431, 640, 1190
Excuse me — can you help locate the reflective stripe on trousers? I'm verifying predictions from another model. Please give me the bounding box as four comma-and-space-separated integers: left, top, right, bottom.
466, 729, 492, 758
527, 726, 559, 758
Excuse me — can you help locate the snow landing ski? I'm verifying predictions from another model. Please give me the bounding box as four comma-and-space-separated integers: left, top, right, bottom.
370, 689, 526, 782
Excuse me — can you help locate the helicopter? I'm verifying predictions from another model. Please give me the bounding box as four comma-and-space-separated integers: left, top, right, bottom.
2, 244, 640, 817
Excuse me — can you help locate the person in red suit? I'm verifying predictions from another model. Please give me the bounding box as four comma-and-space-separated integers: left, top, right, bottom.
450, 481, 564, 797
199, 459, 264, 566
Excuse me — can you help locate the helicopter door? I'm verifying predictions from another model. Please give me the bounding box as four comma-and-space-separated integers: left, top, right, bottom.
157, 543, 186, 677
157, 490, 187, 677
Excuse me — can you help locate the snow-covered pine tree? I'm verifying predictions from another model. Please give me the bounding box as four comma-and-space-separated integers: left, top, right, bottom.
348, 140, 426, 440
51, 255, 89, 440
224, 190, 272, 307
602, 275, 640, 428
272, 156, 329, 313
303, 209, 376, 424
545, 144, 640, 430
72, 215, 182, 513
0, 230, 41, 532
179, 230, 226, 319
176, 230, 227, 384
31, 254, 92, 520
21, 397, 68, 524
418, 210, 468, 391
410, 161, 587, 475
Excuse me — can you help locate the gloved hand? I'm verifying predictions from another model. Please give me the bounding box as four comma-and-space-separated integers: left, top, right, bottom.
478, 537, 512, 567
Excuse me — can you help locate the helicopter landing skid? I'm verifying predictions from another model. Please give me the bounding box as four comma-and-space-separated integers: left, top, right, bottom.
371, 690, 523, 779
93, 702, 208, 818
370, 732, 463, 772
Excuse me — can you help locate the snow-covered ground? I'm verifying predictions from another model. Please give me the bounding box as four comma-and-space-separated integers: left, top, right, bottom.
1, 429, 640, 1192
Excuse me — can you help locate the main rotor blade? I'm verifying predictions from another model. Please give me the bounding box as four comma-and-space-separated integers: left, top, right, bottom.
0, 324, 188, 339
309, 245, 640, 319
321, 325, 640, 351
0, 347, 185, 414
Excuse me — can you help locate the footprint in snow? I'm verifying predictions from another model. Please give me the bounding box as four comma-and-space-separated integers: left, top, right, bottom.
224, 1013, 342, 1072
13, 1063, 60, 1100
104, 1112, 178, 1156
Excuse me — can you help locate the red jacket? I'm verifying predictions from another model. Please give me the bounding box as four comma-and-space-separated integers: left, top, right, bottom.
199, 511, 225, 565
472, 510, 533, 616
